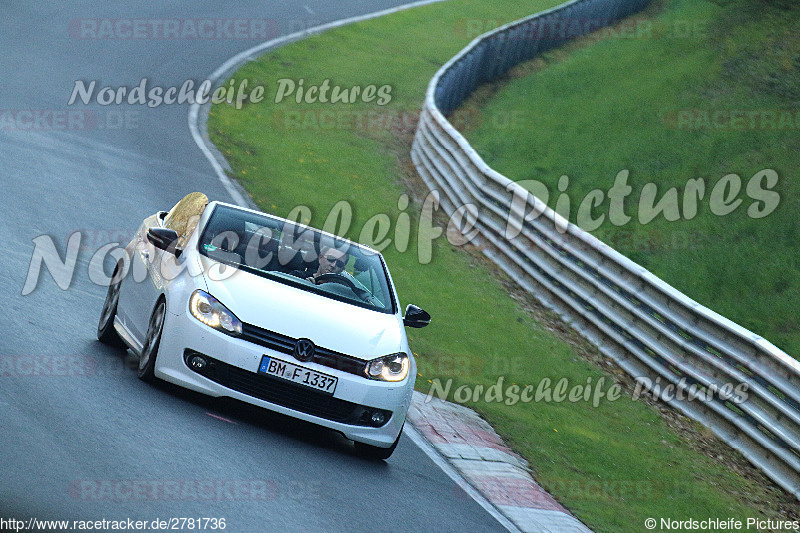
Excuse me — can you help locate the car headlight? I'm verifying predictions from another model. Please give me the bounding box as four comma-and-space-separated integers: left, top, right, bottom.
365, 353, 409, 382
189, 290, 242, 336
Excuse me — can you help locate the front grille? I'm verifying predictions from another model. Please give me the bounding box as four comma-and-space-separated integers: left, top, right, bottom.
240, 323, 367, 377
184, 350, 390, 427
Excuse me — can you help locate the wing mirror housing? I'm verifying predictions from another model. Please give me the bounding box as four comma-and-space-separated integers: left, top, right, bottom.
403, 304, 431, 328
147, 227, 182, 258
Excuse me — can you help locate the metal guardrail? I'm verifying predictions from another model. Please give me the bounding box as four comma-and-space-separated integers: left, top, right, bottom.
410, 0, 800, 498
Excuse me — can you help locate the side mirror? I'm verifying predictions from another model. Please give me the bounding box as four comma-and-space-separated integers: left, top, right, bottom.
403, 304, 431, 328
147, 227, 182, 257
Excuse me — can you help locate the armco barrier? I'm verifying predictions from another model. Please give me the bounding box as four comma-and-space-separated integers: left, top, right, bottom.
410, 0, 800, 498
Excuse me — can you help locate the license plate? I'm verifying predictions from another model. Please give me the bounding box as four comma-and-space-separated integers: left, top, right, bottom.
258, 356, 337, 395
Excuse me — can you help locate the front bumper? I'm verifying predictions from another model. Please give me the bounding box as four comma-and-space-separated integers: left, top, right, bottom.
183, 350, 393, 427
153, 309, 414, 447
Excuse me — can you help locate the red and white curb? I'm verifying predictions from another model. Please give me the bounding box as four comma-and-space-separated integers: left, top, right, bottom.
407, 392, 593, 533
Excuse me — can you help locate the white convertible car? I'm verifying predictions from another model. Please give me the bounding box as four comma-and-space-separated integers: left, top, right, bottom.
98, 193, 430, 459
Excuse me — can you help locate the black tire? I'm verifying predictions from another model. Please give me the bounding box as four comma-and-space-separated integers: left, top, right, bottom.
138, 300, 165, 383
97, 266, 125, 348
354, 424, 403, 460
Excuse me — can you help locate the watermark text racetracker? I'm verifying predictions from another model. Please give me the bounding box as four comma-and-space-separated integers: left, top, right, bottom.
455, 16, 707, 40
0, 517, 226, 532
0, 355, 118, 377
68, 479, 285, 501
664, 108, 800, 131
0, 109, 139, 131
69, 17, 323, 40
460, 478, 693, 503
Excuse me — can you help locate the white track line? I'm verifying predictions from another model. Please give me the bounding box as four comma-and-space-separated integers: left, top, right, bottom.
188, 0, 446, 209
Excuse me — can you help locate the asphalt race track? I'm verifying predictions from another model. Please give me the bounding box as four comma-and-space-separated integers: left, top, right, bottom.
0, 2, 506, 531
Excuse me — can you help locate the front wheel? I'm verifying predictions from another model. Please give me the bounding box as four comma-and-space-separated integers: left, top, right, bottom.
138, 300, 165, 383
354, 424, 403, 460
97, 266, 125, 347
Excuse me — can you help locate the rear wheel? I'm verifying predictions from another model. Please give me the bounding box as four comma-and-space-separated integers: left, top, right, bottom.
138, 300, 165, 383
97, 265, 125, 347
354, 424, 403, 460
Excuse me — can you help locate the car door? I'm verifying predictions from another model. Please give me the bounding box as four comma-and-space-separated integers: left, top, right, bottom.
117, 193, 209, 348
116, 212, 165, 346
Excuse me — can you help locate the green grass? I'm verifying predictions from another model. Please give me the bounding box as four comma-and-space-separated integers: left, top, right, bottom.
207, 0, 796, 530
464, 0, 800, 358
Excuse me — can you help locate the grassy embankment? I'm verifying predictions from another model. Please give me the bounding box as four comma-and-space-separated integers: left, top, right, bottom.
208, 0, 798, 530
464, 0, 800, 358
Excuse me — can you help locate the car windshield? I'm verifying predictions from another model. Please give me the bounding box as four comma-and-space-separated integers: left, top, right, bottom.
198, 204, 396, 314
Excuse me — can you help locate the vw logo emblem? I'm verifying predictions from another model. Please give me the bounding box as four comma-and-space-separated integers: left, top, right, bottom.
293, 338, 315, 362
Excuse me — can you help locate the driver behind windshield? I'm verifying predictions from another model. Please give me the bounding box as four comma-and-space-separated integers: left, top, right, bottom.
289, 246, 349, 284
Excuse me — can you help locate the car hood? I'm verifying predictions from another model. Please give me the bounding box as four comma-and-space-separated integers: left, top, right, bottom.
198, 256, 404, 359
